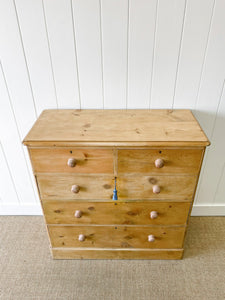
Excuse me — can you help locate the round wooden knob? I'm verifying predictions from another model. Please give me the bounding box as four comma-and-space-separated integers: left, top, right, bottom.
78, 234, 85, 242
71, 185, 80, 193
148, 235, 155, 242
150, 211, 158, 219
67, 158, 77, 168
155, 158, 164, 168
153, 185, 160, 194
75, 210, 82, 218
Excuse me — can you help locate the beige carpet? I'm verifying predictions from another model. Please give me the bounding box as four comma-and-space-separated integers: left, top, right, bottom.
0, 217, 225, 300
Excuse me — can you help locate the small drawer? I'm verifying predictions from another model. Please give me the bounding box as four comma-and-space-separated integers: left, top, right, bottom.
29, 148, 114, 174
117, 175, 197, 200
43, 201, 191, 225
118, 149, 203, 174
37, 174, 115, 200
48, 225, 186, 249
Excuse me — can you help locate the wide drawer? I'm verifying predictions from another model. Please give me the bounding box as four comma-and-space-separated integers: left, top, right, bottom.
118, 149, 203, 174
48, 225, 185, 249
29, 148, 114, 173
37, 174, 197, 200
43, 201, 191, 225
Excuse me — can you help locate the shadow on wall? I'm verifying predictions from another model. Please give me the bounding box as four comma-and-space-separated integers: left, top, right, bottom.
192, 109, 225, 205
192, 109, 216, 140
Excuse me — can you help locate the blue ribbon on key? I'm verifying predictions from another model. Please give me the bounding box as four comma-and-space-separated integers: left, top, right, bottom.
112, 177, 118, 200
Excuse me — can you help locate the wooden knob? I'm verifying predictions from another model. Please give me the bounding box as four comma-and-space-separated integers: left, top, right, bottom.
155, 158, 164, 168
75, 210, 82, 218
67, 158, 77, 168
153, 185, 160, 194
148, 235, 155, 242
78, 234, 85, 242
150, 211, 158, 219
71, 185, 80, 193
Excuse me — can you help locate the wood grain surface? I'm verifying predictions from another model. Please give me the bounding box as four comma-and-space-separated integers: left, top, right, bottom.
51, 248, 184, 259
117, 175, 197, 200
118, 148, 203, 174
43, 201, 191, 225
29, 148, 114, 173
23, 109, 210, 147
37, 174, 197, 200
37, 174, 115, 200
48, 225, 185, 249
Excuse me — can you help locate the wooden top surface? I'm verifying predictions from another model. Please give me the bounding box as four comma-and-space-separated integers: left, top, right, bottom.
23, 109, 210, 147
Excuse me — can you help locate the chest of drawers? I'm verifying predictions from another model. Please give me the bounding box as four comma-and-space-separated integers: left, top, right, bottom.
23, 109, 210, 259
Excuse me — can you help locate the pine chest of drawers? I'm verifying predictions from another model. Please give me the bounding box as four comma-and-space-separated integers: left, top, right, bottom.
23, 109, 210, 259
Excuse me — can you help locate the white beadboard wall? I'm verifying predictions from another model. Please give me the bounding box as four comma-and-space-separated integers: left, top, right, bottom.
0, 0, 225, 216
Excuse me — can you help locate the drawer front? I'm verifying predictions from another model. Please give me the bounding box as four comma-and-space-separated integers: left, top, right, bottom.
37, 174, 196, 200
38, 174, 114, 200
118, 149, 203, 174
29, 148, 114, 173
117, 175, 197, 200
43, 201, 191, 225
48, 225, 185, 249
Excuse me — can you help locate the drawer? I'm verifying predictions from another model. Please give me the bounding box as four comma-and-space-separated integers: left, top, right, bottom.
43, 201, 191, 225
29, 148, 114, 173
48, 225, 185, 249
37, 174, 114, 200
117, 175, 197, 200
118, 149, 203, 174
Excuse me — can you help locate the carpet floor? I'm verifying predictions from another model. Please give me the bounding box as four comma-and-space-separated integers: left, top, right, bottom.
0, 216, 225, 300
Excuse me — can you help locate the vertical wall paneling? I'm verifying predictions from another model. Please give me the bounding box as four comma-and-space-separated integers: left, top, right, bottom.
173, 0, 215, 109
0, 64, 37, 204
15, 0, 58, 116
150, 0, 186, 108
212, 82, 225, 204
72, 0, 103, 108
0, 0, 37, 138
214, 164, 225, 205
0, 143, 19, 205
194, 0, 225, 138
193, 0, 225, 206
196, 81, 225, 205
127, 0, 157, 108
43, 0, 80, 108
0, 0, 39, 207
101, 0, 128, 108
0, 0, 225, 215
